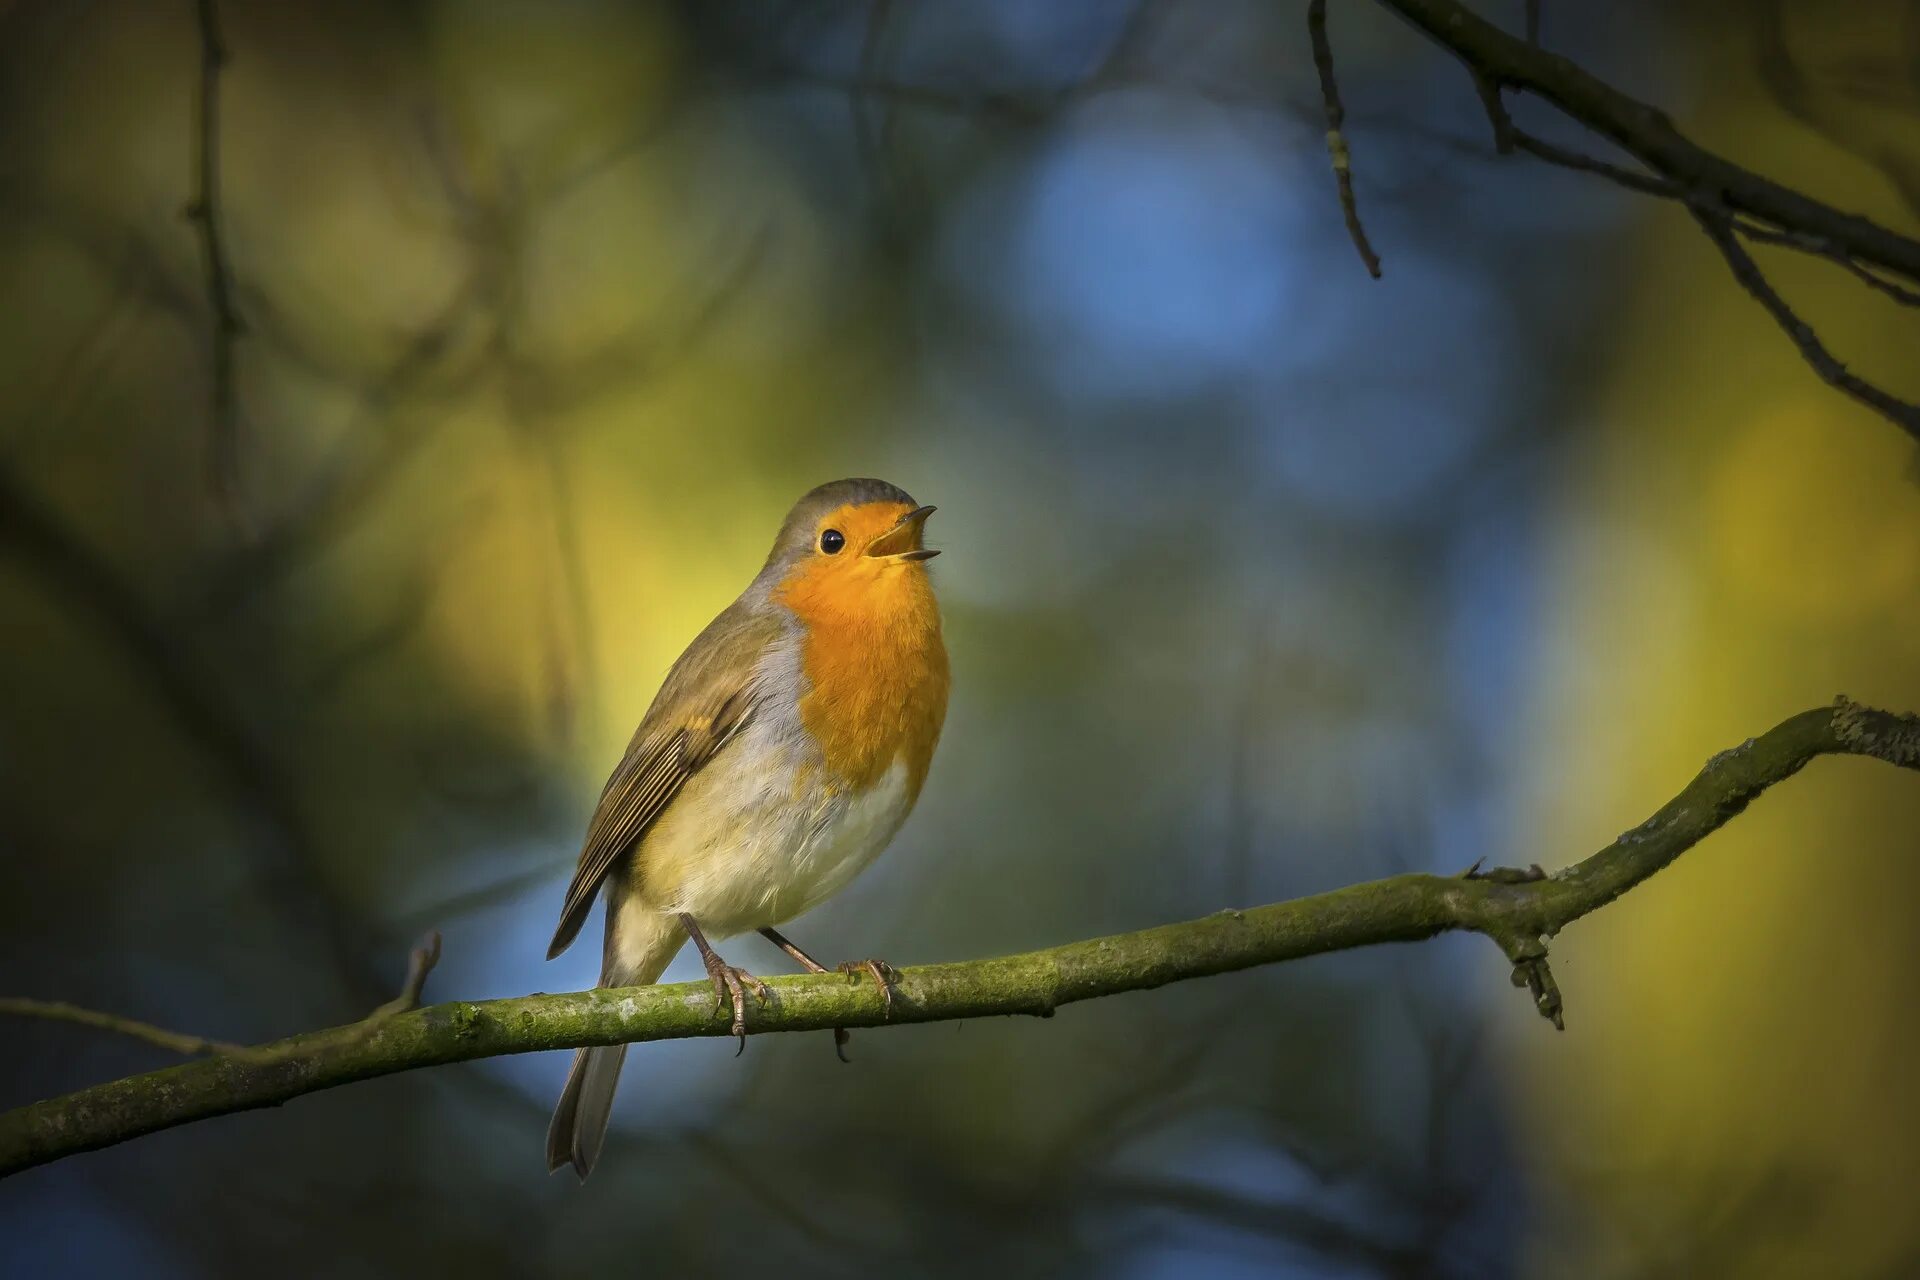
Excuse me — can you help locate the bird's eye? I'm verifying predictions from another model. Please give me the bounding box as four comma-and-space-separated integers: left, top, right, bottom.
819, 529, 845, 555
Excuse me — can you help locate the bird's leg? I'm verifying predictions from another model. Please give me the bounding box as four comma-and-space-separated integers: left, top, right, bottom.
759, 926, 855, 1062
759, 926, 832, 975
679, 914, 769, 1055
759, 931, 898, 1018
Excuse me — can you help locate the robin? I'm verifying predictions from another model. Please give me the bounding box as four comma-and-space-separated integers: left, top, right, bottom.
544, 477, 948, 1179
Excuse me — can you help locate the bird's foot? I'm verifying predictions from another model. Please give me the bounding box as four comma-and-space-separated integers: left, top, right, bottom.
699, 952, 771, 1055
837, 958, 899, 1018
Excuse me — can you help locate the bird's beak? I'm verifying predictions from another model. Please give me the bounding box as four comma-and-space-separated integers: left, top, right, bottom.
865, 505, 938, 560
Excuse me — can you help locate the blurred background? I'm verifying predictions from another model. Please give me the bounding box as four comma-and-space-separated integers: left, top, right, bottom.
2, 1, 1918, 1276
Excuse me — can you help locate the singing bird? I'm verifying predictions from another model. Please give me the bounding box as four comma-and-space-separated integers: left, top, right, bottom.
545, 478, 949, 1178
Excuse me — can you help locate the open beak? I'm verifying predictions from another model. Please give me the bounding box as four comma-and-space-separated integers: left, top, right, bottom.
865, 505, 938, 561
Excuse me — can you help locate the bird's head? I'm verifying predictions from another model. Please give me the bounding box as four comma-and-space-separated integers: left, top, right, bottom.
766, 478, 939, 622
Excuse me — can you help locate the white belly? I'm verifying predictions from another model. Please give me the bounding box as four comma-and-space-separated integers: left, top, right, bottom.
631, 718, 916, 939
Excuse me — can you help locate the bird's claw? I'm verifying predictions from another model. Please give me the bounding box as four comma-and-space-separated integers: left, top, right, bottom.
837, 958, 899, 1018
701, 956, 771, 1054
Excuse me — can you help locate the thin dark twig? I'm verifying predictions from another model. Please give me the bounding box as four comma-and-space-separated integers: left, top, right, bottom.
1478, 115, 1920, 326
1473, 77, 1677, 195
1484, 119, 1920, 318
1371, 0, 1920, 456
1524, 0, 1540, 46
2, 933, 443, 1068
1473, 73, 1514, 154
186, 0, 245, 529
1510, 129, 1680, 196
1378, 0, 1920, 284
1734, 222, 1920, 309
0, 998, 248, 1058
1692, 205, 1920, 444
1307, 0, 1383, 278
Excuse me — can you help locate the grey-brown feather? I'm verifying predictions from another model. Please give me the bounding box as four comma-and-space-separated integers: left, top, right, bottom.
545, 1042, 627, 1178
545, 601, 785, 961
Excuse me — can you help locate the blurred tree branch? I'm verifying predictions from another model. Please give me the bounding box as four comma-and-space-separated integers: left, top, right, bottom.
186, 0, 245, 528
4, 698, 1915, 1179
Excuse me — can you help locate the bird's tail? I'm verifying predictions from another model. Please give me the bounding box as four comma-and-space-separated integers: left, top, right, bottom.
546, 899, 682, 1180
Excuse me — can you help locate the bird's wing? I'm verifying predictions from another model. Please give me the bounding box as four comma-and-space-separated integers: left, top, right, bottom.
546, 604, 784, 960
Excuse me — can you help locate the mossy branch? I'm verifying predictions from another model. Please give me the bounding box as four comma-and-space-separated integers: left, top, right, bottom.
3, 698, 1915, 1180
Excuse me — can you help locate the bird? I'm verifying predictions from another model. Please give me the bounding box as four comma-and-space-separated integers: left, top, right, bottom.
544, 477, 949, 1179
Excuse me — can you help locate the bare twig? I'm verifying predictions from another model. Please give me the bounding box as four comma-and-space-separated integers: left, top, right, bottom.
2, 932, 444, 1069
1509, 129, 1681, 197
363, 931, 443, 1023
1491, 110, 1918, 319
1374, 0, 1920, 287
0, 998, 248, 1058
1308, 0, 1383, 278
1692, 206, 1920, 443
1491, 126, 1920, 315
1473, 73, 1515, 155
1733, 222, 1920, 309
185, 0, 245, 529
3, 700, 1914, 1177
1381, 0, 1920, 442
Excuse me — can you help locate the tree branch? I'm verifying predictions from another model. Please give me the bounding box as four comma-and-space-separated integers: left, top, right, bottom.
1691, 206, 1920, 439
1372, 0, 1920, 285
0, 1000, 249, 1059
0, 932, 444, 1072
3, 699, 1915, 1179
1308, 0, 1384, 278
1371, 0, 1920, 444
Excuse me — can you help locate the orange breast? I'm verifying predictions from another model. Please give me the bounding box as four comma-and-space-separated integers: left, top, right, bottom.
775, 560, 949, 798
